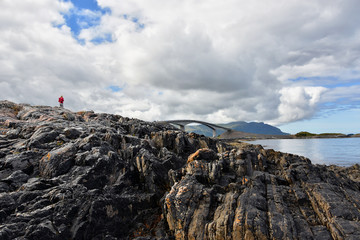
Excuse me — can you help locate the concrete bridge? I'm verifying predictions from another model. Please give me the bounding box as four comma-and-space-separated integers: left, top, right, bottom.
157, 120, 233, 137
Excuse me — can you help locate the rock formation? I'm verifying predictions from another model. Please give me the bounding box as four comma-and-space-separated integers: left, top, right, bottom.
0, 100, 359, 239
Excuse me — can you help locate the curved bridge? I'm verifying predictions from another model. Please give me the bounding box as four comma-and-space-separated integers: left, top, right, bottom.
157, 120, 232, 137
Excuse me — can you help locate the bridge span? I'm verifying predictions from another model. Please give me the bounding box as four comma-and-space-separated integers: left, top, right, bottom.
157, 120, 232, 137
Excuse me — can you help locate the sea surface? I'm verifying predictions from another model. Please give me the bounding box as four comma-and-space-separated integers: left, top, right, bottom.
249, 138, 360, 167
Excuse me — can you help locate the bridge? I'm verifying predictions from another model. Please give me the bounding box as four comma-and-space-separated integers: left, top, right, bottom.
157, 120, 233, 137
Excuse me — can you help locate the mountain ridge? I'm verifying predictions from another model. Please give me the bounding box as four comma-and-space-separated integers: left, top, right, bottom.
185, 120, 289, 137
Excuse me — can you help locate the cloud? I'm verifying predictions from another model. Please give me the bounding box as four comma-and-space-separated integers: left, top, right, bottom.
272, 86, 327, 124
1, 0, 360, 126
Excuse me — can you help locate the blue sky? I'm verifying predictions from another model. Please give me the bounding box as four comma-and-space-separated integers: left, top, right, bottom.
64, 0, 103, 34
280, 108, 360, 134
61, 0, 111, 44
1, 0, 359, 134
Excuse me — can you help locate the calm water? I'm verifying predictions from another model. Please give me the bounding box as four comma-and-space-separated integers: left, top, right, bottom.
249, 138, 360, 167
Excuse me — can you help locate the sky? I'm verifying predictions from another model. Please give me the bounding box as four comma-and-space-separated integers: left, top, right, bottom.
1, 0, 359, 134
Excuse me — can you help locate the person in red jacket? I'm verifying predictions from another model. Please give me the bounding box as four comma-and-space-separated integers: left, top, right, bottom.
58, 96, 64, 108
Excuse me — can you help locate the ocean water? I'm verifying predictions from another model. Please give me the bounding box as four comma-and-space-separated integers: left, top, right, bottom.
249, 138, 360, 167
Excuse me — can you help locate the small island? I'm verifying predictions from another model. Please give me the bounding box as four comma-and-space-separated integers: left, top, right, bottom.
220, 129, 360, 140
293, 131, 360, 138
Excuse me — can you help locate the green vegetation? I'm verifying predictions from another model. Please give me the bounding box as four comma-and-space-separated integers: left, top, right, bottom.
295, 131, 316, 137
318, 133, 345, 136
294, 132, 347, 138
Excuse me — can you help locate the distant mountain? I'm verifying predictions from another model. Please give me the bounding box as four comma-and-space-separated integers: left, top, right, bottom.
185, 121, 289, 137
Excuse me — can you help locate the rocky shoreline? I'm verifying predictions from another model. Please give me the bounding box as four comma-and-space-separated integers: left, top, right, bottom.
1, 100, 359, 239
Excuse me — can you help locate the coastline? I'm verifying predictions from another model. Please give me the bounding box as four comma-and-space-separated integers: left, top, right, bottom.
219, 130, 360, 141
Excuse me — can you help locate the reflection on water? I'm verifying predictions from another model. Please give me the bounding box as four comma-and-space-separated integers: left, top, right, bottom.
249, 138, 360, 167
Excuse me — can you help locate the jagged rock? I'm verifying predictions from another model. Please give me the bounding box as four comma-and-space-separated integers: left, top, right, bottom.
2, 170, 29, 189
0, 101, 359, 239
39, 143, 77, 178
187, 148, 217, 163
63, 127, 82, 139
164, 146, 360, 239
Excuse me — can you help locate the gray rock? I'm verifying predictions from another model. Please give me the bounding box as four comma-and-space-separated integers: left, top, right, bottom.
63, 127, 82, 139
2, 170, 29, 189
0, 100, 359, 239
28, 127, 59, 148
39, 143, 76, 178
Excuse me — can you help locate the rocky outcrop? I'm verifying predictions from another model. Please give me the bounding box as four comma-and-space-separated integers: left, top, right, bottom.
0, 100, 359, 239
165, 146, 360, 239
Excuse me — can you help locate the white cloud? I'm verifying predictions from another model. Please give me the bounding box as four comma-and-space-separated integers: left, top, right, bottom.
1, 0, 360, 126
271, 86, 327, 124
322, 85, 360, 105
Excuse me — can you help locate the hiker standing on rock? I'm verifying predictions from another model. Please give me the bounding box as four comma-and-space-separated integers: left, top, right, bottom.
58, 96, 64, 108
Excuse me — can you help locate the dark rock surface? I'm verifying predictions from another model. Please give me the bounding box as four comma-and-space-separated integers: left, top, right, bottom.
0, 100, 359, 239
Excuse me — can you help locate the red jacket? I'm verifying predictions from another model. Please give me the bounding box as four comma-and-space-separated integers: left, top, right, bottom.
58, 97, 64, 103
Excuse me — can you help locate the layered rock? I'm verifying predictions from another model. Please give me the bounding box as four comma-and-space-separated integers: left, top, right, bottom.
0, 101, 359, 239
165, 146, 360, 239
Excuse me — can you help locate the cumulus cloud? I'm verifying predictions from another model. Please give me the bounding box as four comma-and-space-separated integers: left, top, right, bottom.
1, 0, 360, 126
272, 86, 327, 124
